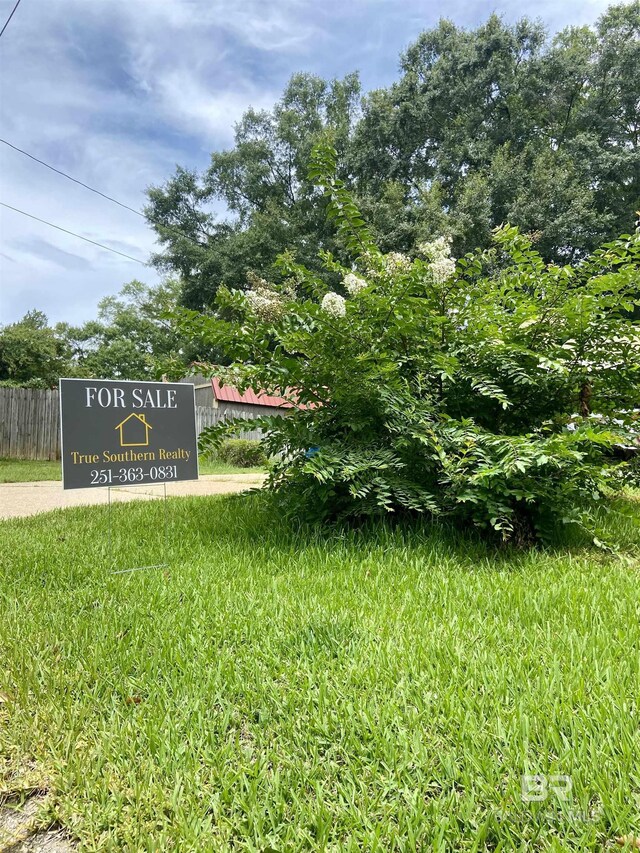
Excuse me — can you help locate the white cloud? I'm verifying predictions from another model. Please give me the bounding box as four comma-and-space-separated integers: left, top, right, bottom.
151, 70, 277, 139
124, 0, 318, 51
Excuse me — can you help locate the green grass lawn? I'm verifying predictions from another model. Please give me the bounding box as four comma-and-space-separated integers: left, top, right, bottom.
198, 457, 264, 476
0, 456, 263, 482
1, 495, 639, 851
0, 458, 62, 482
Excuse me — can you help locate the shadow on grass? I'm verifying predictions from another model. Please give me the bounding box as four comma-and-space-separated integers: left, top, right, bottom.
176, 489, 640, 562
1, 490, 638, 595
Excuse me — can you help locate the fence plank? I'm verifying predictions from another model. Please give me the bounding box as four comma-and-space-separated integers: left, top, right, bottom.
26, 388, 35, 459
37, 390, 47, 460
54, 390, 61, 460
35, 390, 44, 460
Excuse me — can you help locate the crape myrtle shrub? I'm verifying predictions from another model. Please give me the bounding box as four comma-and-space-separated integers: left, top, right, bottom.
183, 143, 640, 542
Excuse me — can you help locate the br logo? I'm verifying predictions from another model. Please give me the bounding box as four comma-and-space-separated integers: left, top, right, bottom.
521, 774, 572, 802
114, 413, 153, 447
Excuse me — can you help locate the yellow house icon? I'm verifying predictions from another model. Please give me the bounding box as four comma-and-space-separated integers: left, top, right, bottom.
114, 412, 153, 447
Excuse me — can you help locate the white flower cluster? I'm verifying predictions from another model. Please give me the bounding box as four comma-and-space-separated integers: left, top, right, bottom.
382, 251, 411, 273
245, 276, 285, 322
418, 236, 451, 259
429, 255, 456, 284
321, 292, 346, 317
343, 272, 367, 295
418, 236, 456, 284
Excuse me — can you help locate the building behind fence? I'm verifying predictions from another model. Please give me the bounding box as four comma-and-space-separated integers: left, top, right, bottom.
0, 387, 266, 461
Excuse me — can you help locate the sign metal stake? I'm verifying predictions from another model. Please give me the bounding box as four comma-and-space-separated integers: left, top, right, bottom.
109, 482, 170, 575
108, 484, 112, 567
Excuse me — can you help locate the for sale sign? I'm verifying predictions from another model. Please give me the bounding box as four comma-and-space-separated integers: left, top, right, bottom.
59, 378, 198, 489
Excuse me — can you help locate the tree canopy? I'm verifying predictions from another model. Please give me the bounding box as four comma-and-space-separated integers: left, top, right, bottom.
147, 3, 639, 310
146, 72, 361, 310
4, 3, 637, 389
0, 311, 74, 388
0, 281, 193, 387
61, 279, 193, 380
355, 4, 639, 259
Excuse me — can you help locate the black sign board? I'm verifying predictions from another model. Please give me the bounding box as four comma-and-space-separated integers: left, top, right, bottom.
59, 378, 199, 490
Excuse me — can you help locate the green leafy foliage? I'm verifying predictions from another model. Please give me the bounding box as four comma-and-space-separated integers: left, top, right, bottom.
145, 73, 361, 311
187, 143, 640, 542
0, 310, 76, 387
62, 279, 191, 380
1, 283, 199, 387
353, 4, 639, 261
216, 439, 266, 468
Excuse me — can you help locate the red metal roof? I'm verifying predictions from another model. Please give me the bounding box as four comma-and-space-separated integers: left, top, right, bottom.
211, 377, 297, 409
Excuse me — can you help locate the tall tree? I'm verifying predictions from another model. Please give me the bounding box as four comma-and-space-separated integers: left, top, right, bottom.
146, 72, 361, 310
353, 4, 639, 259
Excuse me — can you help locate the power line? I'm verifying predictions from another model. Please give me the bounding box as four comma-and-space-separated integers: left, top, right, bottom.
0, 138, 145, 218
0, 0, 23, 39
0, 137, 210, 251
0, 202, 147, 265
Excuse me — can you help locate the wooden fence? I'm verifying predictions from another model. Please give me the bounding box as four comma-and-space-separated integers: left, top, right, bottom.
0, 388, 265, 460
0, 388, 61, 460
195, 406, 264, 442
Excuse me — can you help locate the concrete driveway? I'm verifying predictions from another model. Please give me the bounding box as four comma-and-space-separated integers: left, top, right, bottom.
0, 474, 265, 520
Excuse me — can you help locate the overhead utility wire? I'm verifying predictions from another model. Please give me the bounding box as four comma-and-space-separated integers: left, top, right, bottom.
0, 0, 23, 39
0, 138, 145, 218
0, 202, 147, 265
0, 137, 208, 250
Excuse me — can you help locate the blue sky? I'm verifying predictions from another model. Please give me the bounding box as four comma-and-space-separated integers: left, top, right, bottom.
0, 0, 615, 326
